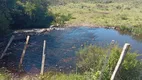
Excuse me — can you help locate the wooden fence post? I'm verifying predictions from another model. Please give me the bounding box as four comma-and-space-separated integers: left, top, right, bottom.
0, 35, 15, 59
19, 35, 30, 69
110, 43, 130, 80
40, 40, 46, 75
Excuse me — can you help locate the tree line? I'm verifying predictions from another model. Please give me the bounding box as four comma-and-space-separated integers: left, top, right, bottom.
0, 0, 54, 35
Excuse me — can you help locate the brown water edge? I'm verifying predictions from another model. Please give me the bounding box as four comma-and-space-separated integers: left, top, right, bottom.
64, 23, 113, 28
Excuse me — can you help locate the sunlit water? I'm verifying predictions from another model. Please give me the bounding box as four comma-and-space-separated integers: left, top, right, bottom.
1, 27, 142, 73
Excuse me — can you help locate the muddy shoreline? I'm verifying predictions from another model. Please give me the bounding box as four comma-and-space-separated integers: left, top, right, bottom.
64, 23, 118, 29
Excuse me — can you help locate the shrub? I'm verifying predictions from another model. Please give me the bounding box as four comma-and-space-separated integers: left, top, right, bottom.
76, 45, 106, 73
76, 44, 142, 80
52, 13, 72, 27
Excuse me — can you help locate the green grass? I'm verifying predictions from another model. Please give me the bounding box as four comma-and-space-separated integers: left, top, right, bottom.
49, 1, 142, 35
41, 72, 85, 80
0, 68, 11, 80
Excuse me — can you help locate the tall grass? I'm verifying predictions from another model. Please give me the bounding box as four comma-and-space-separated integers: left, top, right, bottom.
49, 1, 142, 35
76, 44, 142, 80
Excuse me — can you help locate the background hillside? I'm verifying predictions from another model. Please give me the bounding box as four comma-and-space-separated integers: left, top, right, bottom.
48, 0, 142, 35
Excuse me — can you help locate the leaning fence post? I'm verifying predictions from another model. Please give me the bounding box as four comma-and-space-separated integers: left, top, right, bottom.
40, 40, 46, 75
0, 35, 15, 59
110, 43, 130, 80
19, 35, 30, 69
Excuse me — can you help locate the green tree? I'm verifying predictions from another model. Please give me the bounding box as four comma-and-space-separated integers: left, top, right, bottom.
0, 0, 16, 35
11, 0, 54, 29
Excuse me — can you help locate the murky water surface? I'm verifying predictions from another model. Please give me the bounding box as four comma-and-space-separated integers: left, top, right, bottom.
1, 27, 142, 73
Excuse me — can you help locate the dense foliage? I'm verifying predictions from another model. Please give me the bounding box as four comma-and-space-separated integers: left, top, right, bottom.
0, 0, 15, 35
11, 0, 54, 29
76, 45, 142, 80
0, 0, 54, 35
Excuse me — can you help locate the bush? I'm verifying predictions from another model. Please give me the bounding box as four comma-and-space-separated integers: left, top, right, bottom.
52, 13, 72, 27
76, 45, 106, 73
76, 44, 142, 80
120, 25, 131, 32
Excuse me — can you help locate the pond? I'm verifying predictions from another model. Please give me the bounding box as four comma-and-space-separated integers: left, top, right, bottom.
0, 27, 142, 73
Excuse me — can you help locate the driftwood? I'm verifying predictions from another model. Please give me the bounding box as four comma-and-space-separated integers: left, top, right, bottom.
14, 28, 65, 34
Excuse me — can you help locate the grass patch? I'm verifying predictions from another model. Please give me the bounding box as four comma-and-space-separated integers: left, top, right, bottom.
49, 1, 142, 35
